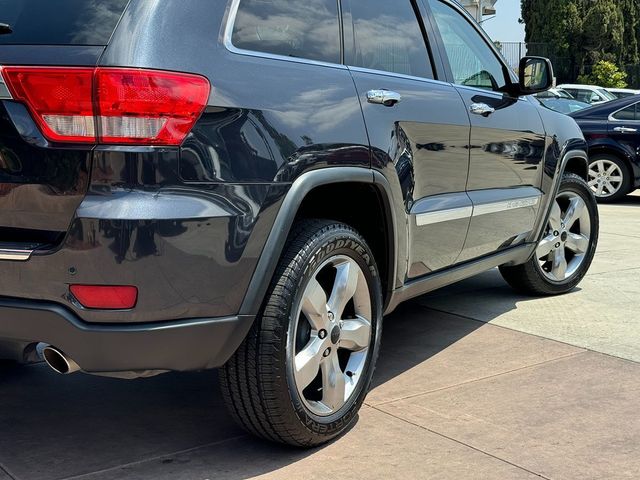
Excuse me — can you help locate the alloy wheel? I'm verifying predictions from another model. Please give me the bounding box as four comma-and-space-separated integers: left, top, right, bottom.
588, 159, 624, 198
292, 255, 372, 416
536, 191, 592, 282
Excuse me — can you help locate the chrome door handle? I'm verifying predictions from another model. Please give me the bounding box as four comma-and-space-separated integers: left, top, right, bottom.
469, 103, 495, 117
613, 126, 638, 133
367, 90, 402, 107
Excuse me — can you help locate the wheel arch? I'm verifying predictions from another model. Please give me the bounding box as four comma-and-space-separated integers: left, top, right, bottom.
561, 154, 588, 181
239, 168, 398, 316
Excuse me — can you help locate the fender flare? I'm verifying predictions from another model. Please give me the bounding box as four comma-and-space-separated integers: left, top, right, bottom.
239, 167, 399, 316
529, 147, 588, 251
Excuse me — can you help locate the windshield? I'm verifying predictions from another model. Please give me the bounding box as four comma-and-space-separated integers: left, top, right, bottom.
0, 0, 129, 46
597, 89, 617, 101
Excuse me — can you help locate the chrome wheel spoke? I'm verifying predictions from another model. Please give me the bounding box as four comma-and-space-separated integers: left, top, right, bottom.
563, 197, 586, 229
294, 337, 324, 390
293, 254, 372, 417
549, 200, 562, 231
320, 352, 346, 411
538, 190, 592, 283
604, 181, 616, 194
301, 277, 328, 330
327, 259, 359, 319
608, 176, 622, 183
566, 233, 589, 254
340, 315, 371, 351
605, 164, 619, 176
536, 234, 556, 259
551, 247, 568, 280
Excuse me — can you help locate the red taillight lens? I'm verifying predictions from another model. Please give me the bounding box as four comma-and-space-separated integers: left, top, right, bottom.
96, 68, 210, 145
2, 67, 95, 143
70, 285, 138, 310
2, 66, 210, 145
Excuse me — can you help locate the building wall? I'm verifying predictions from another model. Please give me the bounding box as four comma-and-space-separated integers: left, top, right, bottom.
460, 0, 497, 23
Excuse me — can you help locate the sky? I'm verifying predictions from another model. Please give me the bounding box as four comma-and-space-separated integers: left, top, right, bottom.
481, 1, 526, 43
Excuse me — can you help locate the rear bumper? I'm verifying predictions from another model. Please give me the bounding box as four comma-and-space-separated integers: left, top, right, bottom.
0, 297, 254, 374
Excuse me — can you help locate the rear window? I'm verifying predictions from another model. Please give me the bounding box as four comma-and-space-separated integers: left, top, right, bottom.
612, 103, 640, 121
231, 0, 341, 64
0, 0, 129, 46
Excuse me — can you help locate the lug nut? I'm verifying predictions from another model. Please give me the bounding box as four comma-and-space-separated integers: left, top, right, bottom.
555, 242, 561, 248
553, 230, 559, 236
328, 312, 335, 321
323, 348, 331, 357
318, 329, 327, 339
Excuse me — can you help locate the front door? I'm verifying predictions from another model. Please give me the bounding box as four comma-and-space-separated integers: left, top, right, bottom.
426, 0, 547, 262
343, 0, 472, 278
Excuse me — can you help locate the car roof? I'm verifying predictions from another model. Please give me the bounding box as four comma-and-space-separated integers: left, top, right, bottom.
570, 94, 640, 119
558, 84, 605, 91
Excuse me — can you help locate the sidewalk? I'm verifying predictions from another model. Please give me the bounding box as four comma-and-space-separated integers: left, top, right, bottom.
1, 195, 638, 480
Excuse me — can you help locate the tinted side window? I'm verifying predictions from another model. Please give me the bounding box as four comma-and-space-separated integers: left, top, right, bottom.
231, 0, 341, 64
0, 0, 128, 46
428, 0, 507, 91
347, 0, 433, 79
612, 104, 639, 121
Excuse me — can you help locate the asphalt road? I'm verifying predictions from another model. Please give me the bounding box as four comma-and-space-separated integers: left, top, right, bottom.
1, 193, 639, 480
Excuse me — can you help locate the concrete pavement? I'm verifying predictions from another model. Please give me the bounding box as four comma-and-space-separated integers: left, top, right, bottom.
1, 194, 639, 480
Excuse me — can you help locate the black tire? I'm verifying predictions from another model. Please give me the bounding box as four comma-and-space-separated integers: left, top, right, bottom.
589, 154, 632, 203
219, 219, 383, 447
500, 173, 599, 296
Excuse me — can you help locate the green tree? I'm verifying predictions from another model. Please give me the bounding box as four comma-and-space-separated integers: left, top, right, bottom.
577, 60, 628, 88
521, 0, 583, 81
581, 0, 625, 65
620, 0, 640, 66
521, 0, 635, 83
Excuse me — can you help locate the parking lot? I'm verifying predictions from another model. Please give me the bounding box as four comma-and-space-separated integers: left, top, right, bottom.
1, 193, 639, 480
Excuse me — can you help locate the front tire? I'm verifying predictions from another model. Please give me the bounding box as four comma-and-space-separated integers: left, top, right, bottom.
220, 220, 383, 447
500, 173, 599, 295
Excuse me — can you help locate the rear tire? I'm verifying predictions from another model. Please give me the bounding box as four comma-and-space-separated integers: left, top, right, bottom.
220, 219, 383, 447
500, 173, 598, 295
588, 154, 631, 203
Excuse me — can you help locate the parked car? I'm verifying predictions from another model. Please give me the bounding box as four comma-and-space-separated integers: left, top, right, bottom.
536, 97, 591, 115
536, 87, 575, 99
0, 0, 599, 447
607, 88, 640, 99
558, 84, 617, 105
570, 96, 640, 201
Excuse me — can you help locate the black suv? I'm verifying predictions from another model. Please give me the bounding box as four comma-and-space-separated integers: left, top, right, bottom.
0, 0, 598, 447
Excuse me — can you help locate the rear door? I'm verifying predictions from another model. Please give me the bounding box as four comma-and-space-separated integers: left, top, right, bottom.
0, 0, 129, 252
605, 101, 640, 194
344, 0, 472, 278
425, 0, 546, 262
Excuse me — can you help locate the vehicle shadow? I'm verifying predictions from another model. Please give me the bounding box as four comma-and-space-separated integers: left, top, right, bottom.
615, 194, 640, 206
0, 271, 544, 480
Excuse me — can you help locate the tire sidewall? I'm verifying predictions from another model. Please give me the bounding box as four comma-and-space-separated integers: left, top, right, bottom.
282, 225, 383, 440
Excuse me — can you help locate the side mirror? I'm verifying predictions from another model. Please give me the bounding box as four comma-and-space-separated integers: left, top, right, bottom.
517, 56, 554, 95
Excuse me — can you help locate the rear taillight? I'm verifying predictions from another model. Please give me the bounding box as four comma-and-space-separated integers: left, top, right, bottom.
1, 66, 210, 145
1, 67, 95, 143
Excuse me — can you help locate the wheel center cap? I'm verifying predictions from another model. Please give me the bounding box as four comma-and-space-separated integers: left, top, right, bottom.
561, 231, 568, 242
330, 325, 341, 344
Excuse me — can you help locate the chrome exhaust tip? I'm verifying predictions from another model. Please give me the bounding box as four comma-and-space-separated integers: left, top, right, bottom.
42, 346, 81, 375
